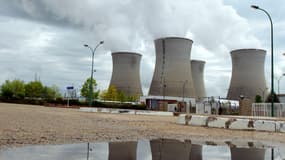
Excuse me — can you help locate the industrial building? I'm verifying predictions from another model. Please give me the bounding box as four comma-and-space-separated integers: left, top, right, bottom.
191, 60, 206, 100
149, 37, 196, 98
109, 52, 143, 97
227, 49, 268, 100
140, 95, 195, 112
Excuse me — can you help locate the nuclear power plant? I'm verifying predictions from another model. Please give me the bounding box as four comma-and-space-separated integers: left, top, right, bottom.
109, 52, 143, 97
191, 60, 206, 99
148, 37, 196, 98
227, 49, 268, 100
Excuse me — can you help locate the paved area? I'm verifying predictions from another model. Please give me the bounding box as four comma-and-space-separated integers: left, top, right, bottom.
1, 103, 285, 149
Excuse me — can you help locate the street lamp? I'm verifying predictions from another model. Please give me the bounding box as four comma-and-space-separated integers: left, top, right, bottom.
84, 41, 104, 107
251, 5, 274, 117
278, 73, 285, 95
182, 80, 188, 102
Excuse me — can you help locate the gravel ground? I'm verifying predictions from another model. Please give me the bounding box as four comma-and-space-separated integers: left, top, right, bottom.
1, 102, 285, 148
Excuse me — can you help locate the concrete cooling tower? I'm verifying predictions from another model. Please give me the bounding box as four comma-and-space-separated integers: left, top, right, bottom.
230, 148, 266, 160
191, 60, 206, 99
108, 141, 137, 160
109, 52, 143, 96
149, 37, 196, 98
227, 49, 268, 100
150, 139, 191, 160
190, 144, 202, 160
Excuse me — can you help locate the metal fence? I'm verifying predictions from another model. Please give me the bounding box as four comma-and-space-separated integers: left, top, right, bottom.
252, 103, 285, 117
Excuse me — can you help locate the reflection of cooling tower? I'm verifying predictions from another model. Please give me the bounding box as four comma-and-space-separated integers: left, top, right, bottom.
227, 49, 267, 100
230, 148, 266, 160
109, 52, 143, 96
191, 60, 206, 99
149, 37, 196, 98
190, 144, 202, 160
108, 141, 137, 160
150, 139, 191, 160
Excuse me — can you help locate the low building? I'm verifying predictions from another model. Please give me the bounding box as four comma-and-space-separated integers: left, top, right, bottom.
140, 95, 195, 113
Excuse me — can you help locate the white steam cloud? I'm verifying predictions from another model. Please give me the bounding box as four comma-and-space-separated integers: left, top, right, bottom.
1, 0, 263, 96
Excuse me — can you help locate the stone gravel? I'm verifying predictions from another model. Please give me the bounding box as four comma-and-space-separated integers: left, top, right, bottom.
1, 102, 285, 149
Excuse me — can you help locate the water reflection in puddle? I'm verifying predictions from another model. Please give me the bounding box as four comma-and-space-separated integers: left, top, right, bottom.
0, 139, 284, 160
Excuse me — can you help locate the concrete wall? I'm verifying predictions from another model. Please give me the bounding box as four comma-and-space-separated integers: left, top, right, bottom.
79, 107, 174, 116
109, 52, 143, 96
227, 49, 268, 100
149, 37, 196, 98
177, 114, 285, 133
191, 60, 206, 99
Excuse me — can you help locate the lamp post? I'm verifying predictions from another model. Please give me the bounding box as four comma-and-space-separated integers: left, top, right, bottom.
278, 73, 285, 95
84, 41, 104, 107
182, 80, 188, 103
251, 5, 274, 117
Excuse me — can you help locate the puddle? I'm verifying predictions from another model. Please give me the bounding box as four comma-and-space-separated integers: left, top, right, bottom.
0, 139, 284, 160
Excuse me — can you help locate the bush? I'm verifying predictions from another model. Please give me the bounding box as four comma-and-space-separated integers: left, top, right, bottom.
0, 96, 147, 110
0, 98, 44, 105
255, 95, 263, 103
95, 102, 146, 110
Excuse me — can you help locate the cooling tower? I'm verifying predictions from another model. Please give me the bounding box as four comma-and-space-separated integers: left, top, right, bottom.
191, 60, 206, 99
108, 141, 137, 160
190, 144, 202, 160
227, 49, 267, 100
150, 139, 191, 160
149, 37, 196, 98
230, 148, 265, 160
109, 52, 143, 96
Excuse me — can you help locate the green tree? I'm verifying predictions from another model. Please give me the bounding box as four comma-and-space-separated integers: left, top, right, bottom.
108, 85, 118, 101
80, 77, 99, 99
266, 92, 280, 103
99, 85, 118, 101
117, 91, 127, 102
255, 95, 263, 103
99, 90, 108, 100
50, 85, 62, 98
25, 81, 44, 98
99, 86, 140, 102
128, 94, 140, 102
42, 85, 62, 100
0, 79, 25, 99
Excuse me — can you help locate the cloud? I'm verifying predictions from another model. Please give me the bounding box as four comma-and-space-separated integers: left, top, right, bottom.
2, 0, 282, 97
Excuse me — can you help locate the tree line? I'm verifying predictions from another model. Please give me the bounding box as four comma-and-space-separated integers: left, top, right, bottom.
0, 79, 61, 100
80, 78, 139, 102
0, 77, 140, 103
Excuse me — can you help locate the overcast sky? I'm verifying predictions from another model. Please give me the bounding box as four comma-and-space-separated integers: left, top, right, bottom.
0, 0, 285, 97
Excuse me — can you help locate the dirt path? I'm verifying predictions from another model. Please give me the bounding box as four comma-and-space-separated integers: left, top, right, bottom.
1, 102, 285, 148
